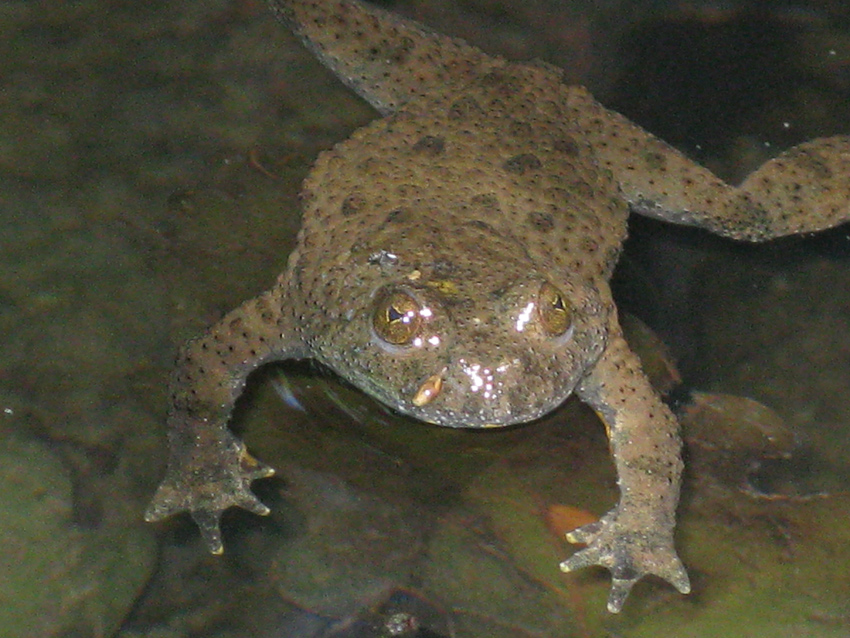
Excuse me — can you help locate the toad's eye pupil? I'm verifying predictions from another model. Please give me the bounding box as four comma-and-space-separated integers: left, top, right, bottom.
373, 290, 422, 345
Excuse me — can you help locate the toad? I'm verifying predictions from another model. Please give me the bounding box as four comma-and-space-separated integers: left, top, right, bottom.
146, 0, 850, 612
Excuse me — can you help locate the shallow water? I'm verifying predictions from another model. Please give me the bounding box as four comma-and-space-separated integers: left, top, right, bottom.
1, 1, 849, 636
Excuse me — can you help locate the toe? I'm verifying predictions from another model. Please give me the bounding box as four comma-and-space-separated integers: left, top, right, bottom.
191, 508, 225, 554
144, 483, 183, 522
559, 546, 600, 573
240, 448, 275, 480
237, 492, 271, 516
564, 520, 603, 545
664, 559, 691, 594
607, 576, 640, 613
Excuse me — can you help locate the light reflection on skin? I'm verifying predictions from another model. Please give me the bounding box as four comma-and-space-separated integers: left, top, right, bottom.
410, 306, 438, 349
459, 359, 495, 399
515, 301, 535, 332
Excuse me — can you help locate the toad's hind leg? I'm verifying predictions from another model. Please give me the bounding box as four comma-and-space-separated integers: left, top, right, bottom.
569, 87, 850, 241
268, 0, 503, 116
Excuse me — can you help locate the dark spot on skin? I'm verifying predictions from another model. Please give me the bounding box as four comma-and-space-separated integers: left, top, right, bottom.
527, 210, 555, 232
383, 36, 415, 64
448, 96, 483, 119
488, 283, 512, 300
466, 219, 493, 231
581, 237, 599, 253
516, 351, 540, 377
789, 148, 833, 180
469, 193, 501, 215
384, 208, 413, 224
509, 120, 533, 138
481, 70, 507, 86
553, 137, 580, 155
488, 97, 507, 113
341, 194, 365, 217
504, 153, 542, 174
566, 179, 596, 200
493, 76, 522, 97
412, 135, 445, 155
643, 151, 667, 172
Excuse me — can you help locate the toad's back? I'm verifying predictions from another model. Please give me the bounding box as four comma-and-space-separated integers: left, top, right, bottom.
290, 65, 629, 309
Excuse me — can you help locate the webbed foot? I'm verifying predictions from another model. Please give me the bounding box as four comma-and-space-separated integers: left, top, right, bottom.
144, 431, 274, 554
560, 510, 690, 613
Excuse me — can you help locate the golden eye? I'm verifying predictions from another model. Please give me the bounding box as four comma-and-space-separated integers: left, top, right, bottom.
538, 282, 572, 336
373, 290, 422, 345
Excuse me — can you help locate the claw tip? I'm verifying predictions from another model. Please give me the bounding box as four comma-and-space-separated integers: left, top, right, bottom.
203, 531, 224, 555
606, 578, 635, 614
674, 577, 691, 595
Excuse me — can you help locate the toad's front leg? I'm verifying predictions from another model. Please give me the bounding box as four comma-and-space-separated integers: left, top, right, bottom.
563, 318, 690, 613
145, 288, 304, 553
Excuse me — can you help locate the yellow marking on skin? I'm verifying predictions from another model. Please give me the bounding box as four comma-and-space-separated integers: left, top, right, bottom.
591, 408, 612, 439
412, 373, 443, 406
425, 279, 459, 295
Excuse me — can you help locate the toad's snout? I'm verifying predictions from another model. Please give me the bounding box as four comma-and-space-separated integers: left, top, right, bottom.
406, 354, 569, 428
